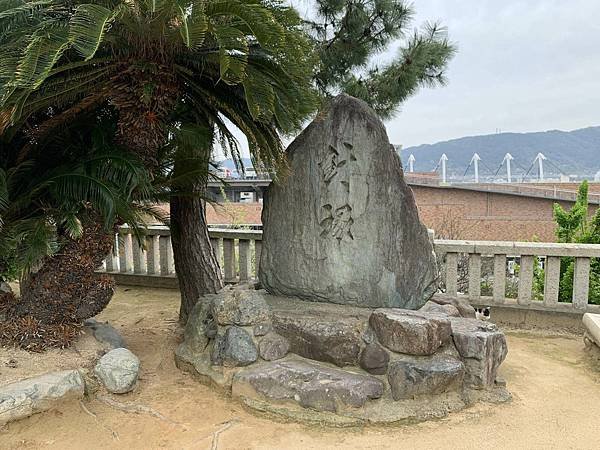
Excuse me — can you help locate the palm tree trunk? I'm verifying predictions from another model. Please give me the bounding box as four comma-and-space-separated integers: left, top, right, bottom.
18, 221, 115, 324
170, 193, 223, 323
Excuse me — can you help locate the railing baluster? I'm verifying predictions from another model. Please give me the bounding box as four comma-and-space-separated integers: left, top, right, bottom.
543, 256, 561, 307
518, 255, 534, 305
159, 235, 172, 276
119, 232, 134, 273
254, 240, 262, 278
132, 236, 146, 274
105, 233, 117, 272
573, 257, 590, 310
493, 254, 506, 304
223, 238, 236, 282
445, 252, 458, 296
468, 253, 481, 300
238, 239, 250, 282
146, 234, 160, 275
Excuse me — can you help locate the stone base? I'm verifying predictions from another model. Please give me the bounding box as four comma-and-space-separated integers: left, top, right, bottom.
176, 287, 510, 425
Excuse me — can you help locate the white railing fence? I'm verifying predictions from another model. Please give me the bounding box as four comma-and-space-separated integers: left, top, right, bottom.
103, 226, 600, 314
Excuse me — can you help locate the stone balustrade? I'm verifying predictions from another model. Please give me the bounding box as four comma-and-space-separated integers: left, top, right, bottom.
436, 239, 600, 314
103, 226, 263, 286
103, 226, 600, 316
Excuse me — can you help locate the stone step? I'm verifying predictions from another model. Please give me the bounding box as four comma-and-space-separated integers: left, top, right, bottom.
232, 359, 384, 413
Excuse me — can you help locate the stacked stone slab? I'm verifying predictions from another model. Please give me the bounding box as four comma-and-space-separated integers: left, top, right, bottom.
176, 288, 509, 424
259, 94, 438, 310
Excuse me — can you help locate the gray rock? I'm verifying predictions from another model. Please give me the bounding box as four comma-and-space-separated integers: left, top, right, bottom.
259, 94, 438, 309
0, 370, 84, 425
212, 289, 270, 326
253, 323, 272, 336
178, 299, 213, 356
419, 301, 460, 317
387, 356, 464, 400
94, 348, 140, 394
210, 334, 225, 365
271, 310, 365, 366
359, 343, 389, 375
218, 326, 258, 367
370, 309, 452, 355
232, 359, 384, 413
259, 333, 290, 361
84, 318, 126, 349
450, 318, 508, 388
430, 296, 476, 318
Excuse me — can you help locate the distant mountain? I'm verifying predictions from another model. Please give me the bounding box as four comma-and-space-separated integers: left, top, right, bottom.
401, 126, 600, 180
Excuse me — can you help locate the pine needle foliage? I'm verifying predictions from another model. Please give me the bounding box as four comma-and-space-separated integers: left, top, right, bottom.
307, 0, 456, 119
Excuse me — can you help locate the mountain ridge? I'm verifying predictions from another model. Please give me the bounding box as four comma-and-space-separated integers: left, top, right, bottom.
400, 125, 600, 178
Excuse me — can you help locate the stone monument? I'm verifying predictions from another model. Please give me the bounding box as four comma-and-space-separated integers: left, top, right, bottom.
176, 95, 509, 425
259, 94, 437, 309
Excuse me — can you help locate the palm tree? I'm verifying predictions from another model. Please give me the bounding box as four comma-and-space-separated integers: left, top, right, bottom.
0, 116, 160, 350
0, 0, 317, 321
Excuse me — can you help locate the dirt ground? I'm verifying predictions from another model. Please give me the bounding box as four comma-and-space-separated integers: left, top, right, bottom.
1, 286, 600, 450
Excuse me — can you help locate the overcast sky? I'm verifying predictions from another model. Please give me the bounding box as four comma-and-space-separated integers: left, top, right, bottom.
220, 0, 600, 159
391, 0, 600, 147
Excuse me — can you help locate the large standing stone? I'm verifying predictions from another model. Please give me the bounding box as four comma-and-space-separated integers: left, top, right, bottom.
450, 318, 508, 388
387, 356, 464, 400
370, 309, 452, 356
259, 94, 437, 309
94, 348, 140, 394
0, 370, 84, 425
232, 360, 384, 413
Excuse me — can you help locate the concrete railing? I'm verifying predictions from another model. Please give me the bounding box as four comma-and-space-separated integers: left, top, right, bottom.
103, 227, 600, 316
436, 239, 600, 314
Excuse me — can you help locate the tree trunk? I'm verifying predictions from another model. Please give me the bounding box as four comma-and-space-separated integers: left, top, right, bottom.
18, 221, 115, 324
171, 193, 223, 323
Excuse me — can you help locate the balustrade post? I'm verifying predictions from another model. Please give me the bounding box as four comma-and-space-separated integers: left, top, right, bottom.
492, 254, 506, 304
468, 253, 481, 301
119, 232, 134, 273
445, 252, 458, 297
573, 257, 590, 310
238, 240, 250, 282
223, 238, 236, 282
518, 255, 534, 305
159, 235, 173, 276
543, 256, 561, 307
132, 236, 146, 274
146, 234, 160, 275
105, 233, 117, 272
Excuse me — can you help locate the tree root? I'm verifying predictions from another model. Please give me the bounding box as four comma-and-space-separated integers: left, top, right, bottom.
210, 420, 238, 450
96, 395, 186, 429
188, 419, 239, 450
79, 401, 119, 440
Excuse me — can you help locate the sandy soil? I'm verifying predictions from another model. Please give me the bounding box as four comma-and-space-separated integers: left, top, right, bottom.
1, 286, 599, 450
